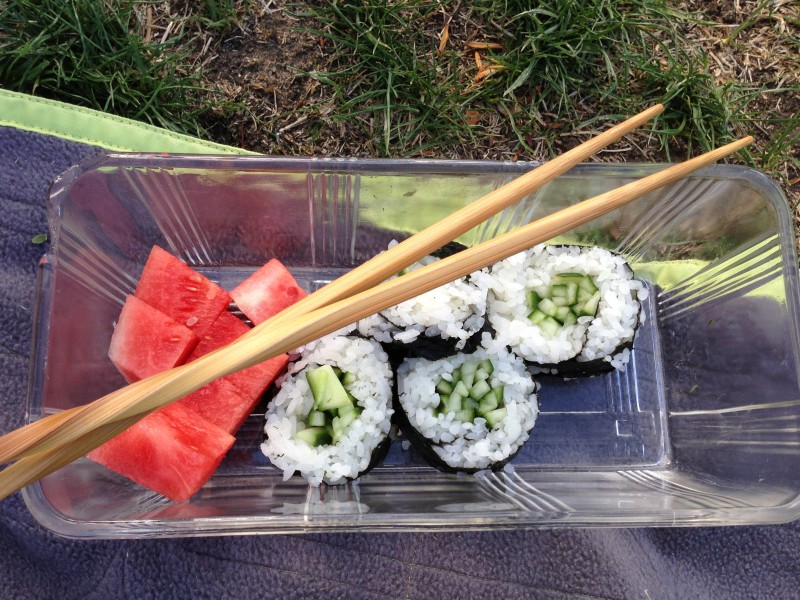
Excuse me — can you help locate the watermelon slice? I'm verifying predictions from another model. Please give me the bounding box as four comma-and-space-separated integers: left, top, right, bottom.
187, 310, 289, 399
134, 245, 231, 337
108, 295, 198, 383
179, 310, 288, 432
173, 378, 256, 434
226, 352, 288, 405
187, 309, 251, 358
97, 250, 303, 502
88, 403, 235, 502
230, 258, 307, 325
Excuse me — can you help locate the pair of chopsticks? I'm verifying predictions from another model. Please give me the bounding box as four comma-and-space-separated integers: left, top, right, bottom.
0, 104, 753, 500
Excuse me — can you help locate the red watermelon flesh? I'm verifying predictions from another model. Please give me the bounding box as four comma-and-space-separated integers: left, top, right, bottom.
108, 295, 198, 383
186, 309, 252, 363
174, 377, 255, 434
227, 353, 288, 404
98, 250, 303, 501
230, 258, 307, 325
135, 246, 231, 337
181, 311, 288, 431
88, 402, 235, 502
187, 310, 289, 400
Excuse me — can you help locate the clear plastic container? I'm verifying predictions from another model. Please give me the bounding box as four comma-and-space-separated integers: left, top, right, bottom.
24, 153, 800, 538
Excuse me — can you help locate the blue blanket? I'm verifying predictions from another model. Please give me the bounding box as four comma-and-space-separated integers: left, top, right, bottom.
1, 125, 798, 599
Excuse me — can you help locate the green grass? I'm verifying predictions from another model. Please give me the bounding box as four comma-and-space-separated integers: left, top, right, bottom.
298, 0, 700, 155
0, 0, 796, 192
0, 0, 240, 136
299, 0, 484, 156
297, 0, 798, 185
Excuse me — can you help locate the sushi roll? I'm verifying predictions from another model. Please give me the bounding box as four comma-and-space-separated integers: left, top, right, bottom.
396, 346, 538, 473
357, 242, 492, 359
261, 335, 394, 486
486, 244, 647, 375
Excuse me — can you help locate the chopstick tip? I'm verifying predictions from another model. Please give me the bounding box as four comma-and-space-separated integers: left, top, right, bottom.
727, 135, 754, 152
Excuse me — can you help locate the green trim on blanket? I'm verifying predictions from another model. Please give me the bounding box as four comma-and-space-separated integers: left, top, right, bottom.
0, 90, 787, 302
0, 89, 255, 154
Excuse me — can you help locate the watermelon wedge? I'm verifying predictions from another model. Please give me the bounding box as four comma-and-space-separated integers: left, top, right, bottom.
173, 378, 256, 434
226, 352, 288, 406
179, 310, 288, 432
135, 245, 231, 337
230, 258, 307, 325
97, 249, 303, 502
108, 295, 198, 383
189, 308, 251, 354
88, 403, 235, 502
187, 310, 289, 400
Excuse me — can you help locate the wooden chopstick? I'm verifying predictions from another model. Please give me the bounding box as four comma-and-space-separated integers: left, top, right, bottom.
0, 416, 143, 502
0, 136, 752, 500
0, 105, 664, 467
249, 104, 667, 323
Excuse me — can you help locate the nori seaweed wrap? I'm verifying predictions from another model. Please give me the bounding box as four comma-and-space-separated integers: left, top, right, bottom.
356, 242, 491, 362
395, 347, 538, 474
485, 244, 647, 376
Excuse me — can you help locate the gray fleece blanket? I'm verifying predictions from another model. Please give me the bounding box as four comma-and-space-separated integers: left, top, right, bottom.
1, 125, 798, 599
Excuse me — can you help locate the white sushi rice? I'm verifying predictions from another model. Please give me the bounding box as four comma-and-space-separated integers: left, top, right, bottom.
397, 346, 538, 471
261, 335, 394, 486
485, 245, 646, 368
357, 249, 491, 349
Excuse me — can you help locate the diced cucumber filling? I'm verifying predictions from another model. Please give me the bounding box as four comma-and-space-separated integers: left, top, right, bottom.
444, 393, 462, 413
307, 364, 351, 411
527, 290, 541, 308
294, 365, 362, 446
551, 272, 584, 285
470, 379, 491, 400
483, 407, 508, 428
295, 426, 332, 447
526, 273, 600, 332
537, 298, 558, 317
435, 359, 506, 427
307, 410, 327, 427
579, 291, 601, 316
453, 380, 469, 398
551, 296, 571, 307
454, 408, 475, 422
478, 390, 499, 413
561, 311, 578, 326
555, 306, 572, 322
436, 379, 454, 395
579, 276, 598, 293
528, 309, 547, 324
338, 403, 359, 422
460, 360, 478, 375
539, 316, 561, 337
565, 282, 578, 304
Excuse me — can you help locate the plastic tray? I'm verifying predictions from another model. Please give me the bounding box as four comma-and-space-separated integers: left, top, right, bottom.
24, 154, 800, 538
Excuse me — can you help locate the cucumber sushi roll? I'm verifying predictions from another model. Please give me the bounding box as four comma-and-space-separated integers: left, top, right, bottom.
261, 335, 394, 486
486, 245, 647, 374
396, 347, 538, 473
357, 242, 492, 358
